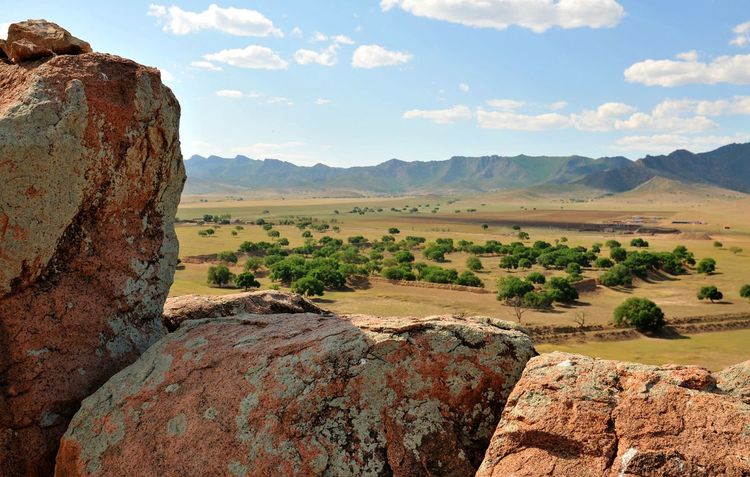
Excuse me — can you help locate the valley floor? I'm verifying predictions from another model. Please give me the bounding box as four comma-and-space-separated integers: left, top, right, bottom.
173, 189, 750, 369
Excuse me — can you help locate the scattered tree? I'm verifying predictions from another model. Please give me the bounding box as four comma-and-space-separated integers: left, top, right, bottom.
207, 265, 234, 288
388, 227, 400, 234
291, 276, 325, 297
497, 276, 534, 301
696, 258, 717, 274
740, 284, 750, 302
235, 272, 260, 290
525, 272, 546, 284
697, 285, 723, 303
613, 297, 665, 331
610, 246, 627, 263
630, 238, 649, 248
466, 256, 483, 271
217, 251, 238, 264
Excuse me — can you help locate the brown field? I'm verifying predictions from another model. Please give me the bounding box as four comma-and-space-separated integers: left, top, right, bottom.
172, 187, 750, 368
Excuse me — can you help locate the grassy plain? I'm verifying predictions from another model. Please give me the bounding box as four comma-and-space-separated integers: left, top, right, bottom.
173, 187, 750, 368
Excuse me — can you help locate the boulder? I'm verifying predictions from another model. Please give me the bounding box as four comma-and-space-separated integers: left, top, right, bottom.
476, 352, 750, 477
4, 20, 92, 63
163, 290, 324, 330
717, 360, 750, 404
0, 40, 7, 60
0, 45, 184, 475
55, 314, 535, 476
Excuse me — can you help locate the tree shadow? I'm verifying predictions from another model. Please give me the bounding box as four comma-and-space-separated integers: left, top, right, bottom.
645, 326, 690, 340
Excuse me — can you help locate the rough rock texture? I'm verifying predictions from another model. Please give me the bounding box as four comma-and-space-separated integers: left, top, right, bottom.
163, 290, 324, 330
0, 49, 184, 475
4, 20, 92, 63
476, 352, 750, 477
0, 40, 7, 60
717, 360, 750, 404
55, 314, 535, 477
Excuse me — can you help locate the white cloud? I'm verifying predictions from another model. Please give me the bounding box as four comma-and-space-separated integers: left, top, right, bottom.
549, 100, 568, 111
294, 44, 340, 66
315, 98, 332, 105
403, 105, 472, 124
459, 82, 470, 92
624, 50, 750, 86
486, 99, 525, 111
190, 60, 223, 71
570, 102, 635, 131
290, 27, 303, 38
352, 44, 413, 68
333, 34, 355, 45
615, 134, 750, 154
148, 3, 282, 37
730, 21, 750, 47
216, 89, 243, 98
160, 69, 175, 82
204, 45, 288, 70
381, 0, 625, 33
477, 108, 570, 130
0, 22, 9, 40
265, 96, 294, 106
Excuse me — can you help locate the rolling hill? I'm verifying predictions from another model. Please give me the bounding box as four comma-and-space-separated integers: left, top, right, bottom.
184, 143, 750, 196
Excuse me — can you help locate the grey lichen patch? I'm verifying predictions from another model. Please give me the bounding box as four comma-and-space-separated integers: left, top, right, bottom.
167, 413, 188, 437
26, 348, 50, 357
228, 461, 249, 477
165, 383, 180, 393
184, 336, 209, 350
203, 407, 218, 421
236, 394, 260, 442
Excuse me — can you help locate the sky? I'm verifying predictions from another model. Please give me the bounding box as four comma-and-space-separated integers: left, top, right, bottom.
3, 1, 750, 166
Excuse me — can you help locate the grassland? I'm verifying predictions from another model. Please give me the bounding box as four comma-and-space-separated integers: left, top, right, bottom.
173, 187, 750, 369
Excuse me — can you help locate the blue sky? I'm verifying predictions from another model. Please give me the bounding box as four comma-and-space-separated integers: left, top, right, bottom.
3, 1, 750, 166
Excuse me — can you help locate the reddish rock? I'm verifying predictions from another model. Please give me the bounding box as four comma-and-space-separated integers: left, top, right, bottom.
0, 40, 8, 60
163, 291, 324, 330
4, 20, 92, 63
0, 43, 183, 475
55, 314, 535, 476
476, 352, 750, 477
717, 360, 750, 404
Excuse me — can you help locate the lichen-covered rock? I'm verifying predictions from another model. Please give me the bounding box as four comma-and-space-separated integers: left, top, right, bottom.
55, 314, 535, 477
476, 352, 750, 477
0, 46, 184, 474
717, 360, 750, 404
4, 20, 92, 63
163, 290, 324, 330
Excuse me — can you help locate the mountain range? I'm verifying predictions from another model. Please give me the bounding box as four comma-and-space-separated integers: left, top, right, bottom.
184, 143, 750, 196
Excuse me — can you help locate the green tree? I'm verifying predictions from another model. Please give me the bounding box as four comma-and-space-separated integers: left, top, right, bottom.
696, 258, 717, 274
517, 231, 530, 240
497, 276, 534, 301
244, 257, 263, 272
291, 276, 325, 297
455, 271, 484, 287
466, 256, 483, 271
217, 251, 238, 264
394, 250, 415, 263
518, 258, 533, 270
599, 264, 632, 287
605, 239, 621, 248
595, 257, 614, 268
207, 265, 234, 287
610, 246, 627, 263
740, 284, 750, 301
523, 290, 553, 310
697, 285, 723, 303
481, 223, 489, 230
525, 272, 546, 284
499, 255, 518, 271
713, 241, 723, 249
388, 227, 400, 234
613, 297, 665, 331
630, 238, 649, 248
545, 277, 579, 303
235, 272, 260, 290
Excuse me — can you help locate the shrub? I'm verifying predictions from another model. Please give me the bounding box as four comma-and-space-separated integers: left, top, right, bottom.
630, 238, 649, 248
394, 250, 415, 263
388, 227, 400, 234
525, 272, 546, 284
696, 258, 716, 274
518, 258, 533, 270
455, 271, 484, 287
466, 256, 483, 271
381, 266, 416, 281
523, 290, 553, 310
243, 257, 263, 272
613, 297, 665, 331
713, 241, 723, 248
605, 239, 621, 248
697, 285, 723, 303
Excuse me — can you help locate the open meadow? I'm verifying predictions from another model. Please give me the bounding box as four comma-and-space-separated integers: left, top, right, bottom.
173, 188, 750, 368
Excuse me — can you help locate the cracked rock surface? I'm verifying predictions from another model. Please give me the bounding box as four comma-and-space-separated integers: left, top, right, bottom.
55, 313, 535, 477
476, 352, 750, 477
0, 49, 184, 475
